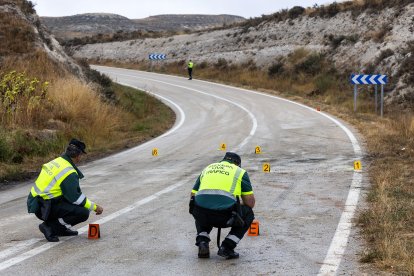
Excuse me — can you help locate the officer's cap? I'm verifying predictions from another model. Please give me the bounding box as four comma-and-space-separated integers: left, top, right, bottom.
223, 152, 241, 166
68, 138, 87, 154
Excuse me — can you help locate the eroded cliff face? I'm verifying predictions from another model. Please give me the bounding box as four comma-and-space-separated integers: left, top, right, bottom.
0, 1, 84, 78
72, 4, 414, 104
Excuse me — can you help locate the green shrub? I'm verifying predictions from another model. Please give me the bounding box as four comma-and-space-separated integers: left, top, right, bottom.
0, 135, 12, 162
198, 61, 208, 69
268, 62, 285, 76
0, 71, 49, 126
315, 73, 336, 93
214, 58, 229, 70
294, 53, 324, 75
288, 6, 305, 19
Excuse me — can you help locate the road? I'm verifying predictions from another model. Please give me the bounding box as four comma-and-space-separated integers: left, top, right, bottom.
0, 66, 366, 275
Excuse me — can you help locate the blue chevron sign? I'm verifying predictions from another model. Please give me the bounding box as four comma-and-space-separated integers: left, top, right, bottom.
351, 74, 388, 85
149, 54, 167, 60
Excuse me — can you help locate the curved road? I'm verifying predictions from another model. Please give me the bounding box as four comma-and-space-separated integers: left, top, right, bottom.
0, 66, 365, 275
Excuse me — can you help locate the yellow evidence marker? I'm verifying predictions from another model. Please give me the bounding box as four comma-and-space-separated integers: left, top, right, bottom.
152, 148, 158, 156
220, 143, 226, 151
255, 146, 262, 154
354, 160, 362, 171
262, 163, 270, 173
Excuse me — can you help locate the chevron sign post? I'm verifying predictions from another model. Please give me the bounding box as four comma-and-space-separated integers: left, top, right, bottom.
350, 74, 388, 117
351, 74, 388, 85
149, 54, 167, 60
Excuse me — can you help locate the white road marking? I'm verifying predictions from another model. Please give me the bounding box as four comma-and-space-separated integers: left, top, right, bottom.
113, 72, 258, 151
0, 239, 41, 261
101, 68, 364, 274
193, 76, 363, 275
0, 78, 255, 271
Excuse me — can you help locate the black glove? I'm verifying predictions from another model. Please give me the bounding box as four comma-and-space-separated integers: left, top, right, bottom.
189, 196, 195, 214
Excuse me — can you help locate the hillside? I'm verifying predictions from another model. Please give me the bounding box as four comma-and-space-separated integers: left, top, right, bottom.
0, 0, 174, 182
0, 0, 83, 77
40, 13, 245, 40
72, 2, 414, 106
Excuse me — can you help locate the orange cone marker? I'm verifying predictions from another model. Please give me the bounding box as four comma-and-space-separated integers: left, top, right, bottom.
248, 220, 260, 236
88, 224, 100, 239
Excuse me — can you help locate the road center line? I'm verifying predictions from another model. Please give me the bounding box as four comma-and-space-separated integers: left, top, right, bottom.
107, 71, 258, 151
104, 68, 363, 274
0, 73, 257, 272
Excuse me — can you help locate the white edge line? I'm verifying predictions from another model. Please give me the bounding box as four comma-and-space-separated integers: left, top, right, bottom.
105, 71, 258, 151
0, 239, 41, 261
194, 74, 363, 275
103, 68, 363, 274
0, 182, 185, 272
91, 83, 186, 160
0, 89, 186, 272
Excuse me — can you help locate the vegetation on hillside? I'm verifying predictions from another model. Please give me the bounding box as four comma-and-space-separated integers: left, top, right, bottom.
0, 0, 175, 183
238, 0, 414, 29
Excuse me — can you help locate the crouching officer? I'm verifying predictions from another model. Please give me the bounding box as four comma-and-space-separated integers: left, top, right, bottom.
27, 138, 103, 242
189, 152, 255, 259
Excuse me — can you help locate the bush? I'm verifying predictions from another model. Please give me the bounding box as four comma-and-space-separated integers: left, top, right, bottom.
198, 61, 208, 69
294, 53, 324, 75
326, 2, 340, 17
214, 58, 229, 70
268, 62, 285, 76
288, 6, 305, 19
0, 134, 11, 162
315, 73, 336, 93
0, 71, 49, 126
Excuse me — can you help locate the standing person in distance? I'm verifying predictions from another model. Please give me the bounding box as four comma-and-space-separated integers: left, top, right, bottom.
27, 138, 103, 242
187, 59, 194, 80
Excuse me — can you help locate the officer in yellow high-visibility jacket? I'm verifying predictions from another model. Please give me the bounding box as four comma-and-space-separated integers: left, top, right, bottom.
187, 60, 194, 80
189, 152, 255, 259
27, 138, 103, 242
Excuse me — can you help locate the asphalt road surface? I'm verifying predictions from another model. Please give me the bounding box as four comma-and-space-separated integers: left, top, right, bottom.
0, 66, 367, 275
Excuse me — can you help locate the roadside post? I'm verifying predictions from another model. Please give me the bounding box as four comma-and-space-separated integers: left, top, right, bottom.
149, 54, 167, 71
350, 74, 388, 117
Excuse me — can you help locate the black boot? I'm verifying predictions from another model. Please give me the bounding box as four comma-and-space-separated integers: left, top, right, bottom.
57, 228, 78, 236
39, 223, 59, 242
217, 245, 239, 259
198, 241, 210, 258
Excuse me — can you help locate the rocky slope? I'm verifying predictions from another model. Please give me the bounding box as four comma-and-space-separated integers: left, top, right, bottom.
72, 3, 414, 104
41, 13, 245, 40
0, 0, 83, 77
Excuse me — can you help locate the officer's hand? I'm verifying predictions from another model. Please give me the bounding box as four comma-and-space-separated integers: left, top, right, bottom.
95, 205, 103, 215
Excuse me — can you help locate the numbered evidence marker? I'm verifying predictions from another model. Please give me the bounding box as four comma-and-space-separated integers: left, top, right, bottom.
248, 220, 260, 236
88, 224, 101, 239
262, 163, 271, 173
354, 160, 362, 171
255, 146, 262, 154
152, 148, 158, 156
220, 143, 226, 151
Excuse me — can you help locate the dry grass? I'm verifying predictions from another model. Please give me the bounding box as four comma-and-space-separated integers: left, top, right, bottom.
47, 78, 126, 149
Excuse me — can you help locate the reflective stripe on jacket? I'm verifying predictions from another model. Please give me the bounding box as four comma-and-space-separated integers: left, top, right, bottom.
197, 161, 245, 202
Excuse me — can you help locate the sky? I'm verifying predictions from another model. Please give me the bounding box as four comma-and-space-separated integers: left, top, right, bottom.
34, 0, 342, 19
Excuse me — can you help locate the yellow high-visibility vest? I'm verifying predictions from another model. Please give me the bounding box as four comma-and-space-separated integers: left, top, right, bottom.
196, 161, 245, 200
30, 157, 96, 211
31, 157, 76, 200
188, 62, 194, 69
